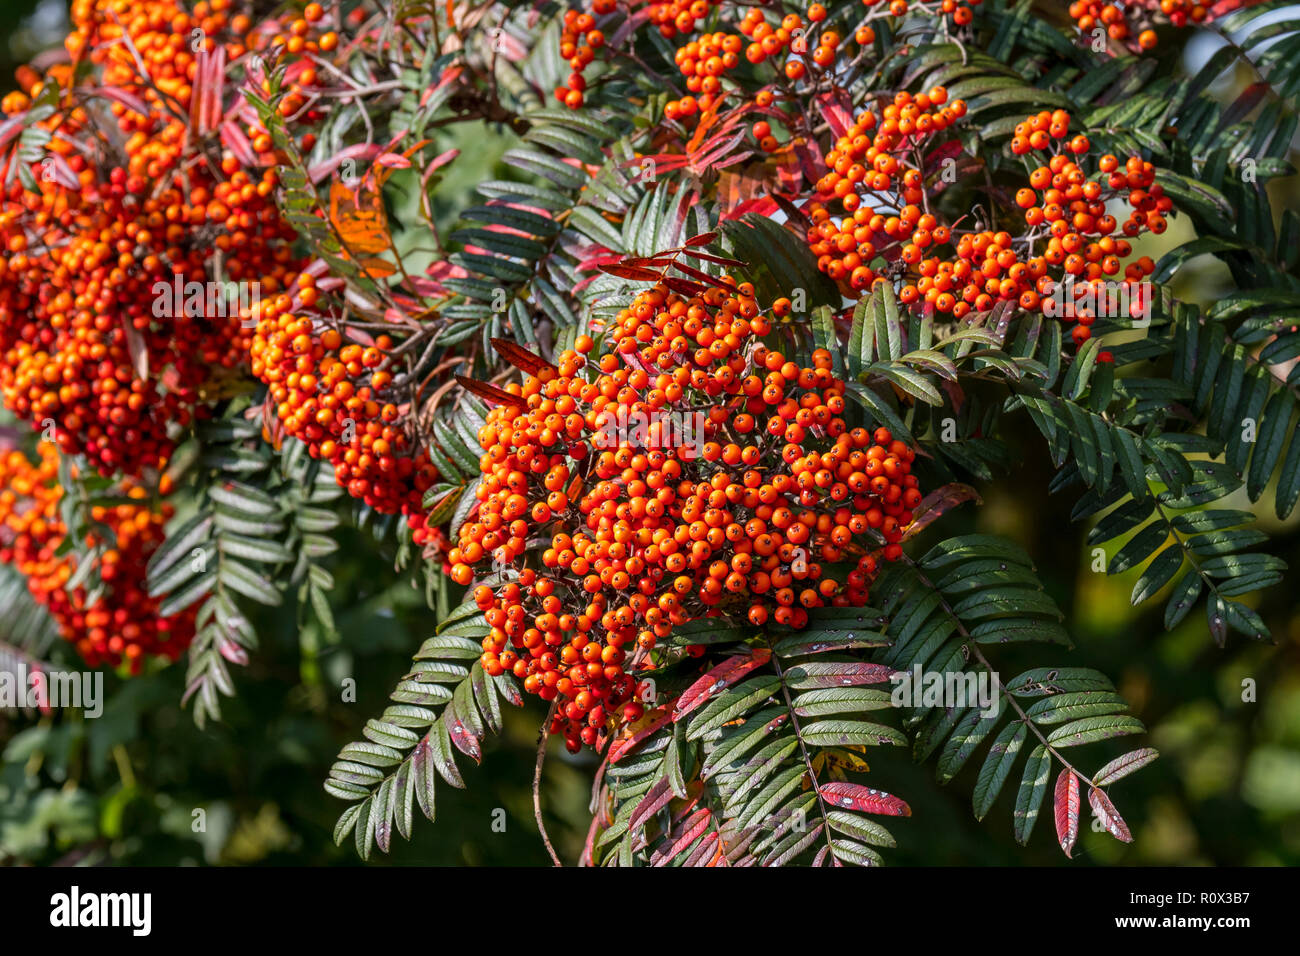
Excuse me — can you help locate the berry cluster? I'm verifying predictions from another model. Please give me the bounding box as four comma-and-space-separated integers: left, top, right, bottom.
247, 275, 442, 543
0, 442, 195, 670
649, 0, 722, 38
556, 5, 611, 109
808, 106, 1167, 344
0, 0, 302, 477
805, 88, 967, 290
450, 280, 920, 750
1067, 0, 1206, 53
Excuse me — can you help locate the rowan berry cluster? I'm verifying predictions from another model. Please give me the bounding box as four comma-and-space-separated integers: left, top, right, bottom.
450, 280, 921, 750
1067, 0, 1206, 53
556, 5, 611, 109
0, 0, 302, 477
808, 105, 1167, 344
246, 275, 442, 543
0, 442, 195, 670
650, 0, 723, 37
805, 88, 967, 291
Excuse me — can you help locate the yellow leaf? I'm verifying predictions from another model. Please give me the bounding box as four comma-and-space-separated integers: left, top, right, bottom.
329, 180, 391, 256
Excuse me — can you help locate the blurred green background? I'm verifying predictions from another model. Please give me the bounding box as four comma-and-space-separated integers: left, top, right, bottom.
1, 1, 1297, 866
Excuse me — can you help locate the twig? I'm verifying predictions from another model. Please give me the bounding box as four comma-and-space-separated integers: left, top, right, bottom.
534, 700, 563, 866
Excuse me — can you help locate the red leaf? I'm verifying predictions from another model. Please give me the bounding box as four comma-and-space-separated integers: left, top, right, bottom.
445, 712, 482, 762
307, 143, 380, 184
923, 138, 964, 169
629, 776, 675, 831
681, 830, 721, 866
660, 275, 709, 297
1054, 768, 1081, 858
672, 648, 772, 721
667, 260, 740, 292
1088, 787, 1133, 843
90, 86, 151, 118
489, 338, 558, 376
218, 638, 249, 667
675, 248, 746, 269
608, 709, 672, 763
815, 89, 856, 139
818, 782, 911, 817
900, 483, 982, 542
652, 808, 713, 866
219, 122, 256, 167
455, 374, 526, 408
597, 263, 663, 282
684, 231, 717, 247
620, 256, 677, 269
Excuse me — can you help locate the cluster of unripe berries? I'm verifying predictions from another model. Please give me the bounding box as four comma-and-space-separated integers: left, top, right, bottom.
0, 442, 194, 670
247, 274, 443, 544
450, 280, 920, 750
808, 105, 1167, 343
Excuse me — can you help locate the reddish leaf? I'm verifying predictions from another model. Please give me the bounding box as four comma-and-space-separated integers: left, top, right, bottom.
652, 808, 713, 866
220, 122, 256, 167
788, 661, 896, 687
660, 275, 709, 297
218, 638, 249, 667
445, 712, 482, 762
629, 776, 675, 831
358, 256, 397, 278
454, 375, 526, 409
42, 153, 80, 190
684, 231, 717, 247
672, 648, 772, 721
815, 89, 856, 139
667, 260, 739, 291
673, 248, 746, 268
818, 781, 911, 817
677, 829, 721, 866
900, 483, 983, 542
329, 180, 392, 255
308, 143, 380, 183
0, 117, 24, 150
598, 263, 663, 282
620, 256, 677, 269
489, 338, 558, 376
91, 86, 150, 118
1088, 787, 1133, 843
922, 138, 964, 169
1054, 768, 1081, 858
1092, 747, 1159, 786
608, 709, 672, 763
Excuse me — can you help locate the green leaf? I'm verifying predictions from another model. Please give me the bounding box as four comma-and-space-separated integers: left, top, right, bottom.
1012, 744, 1051, 845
